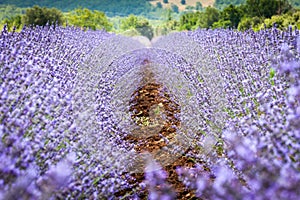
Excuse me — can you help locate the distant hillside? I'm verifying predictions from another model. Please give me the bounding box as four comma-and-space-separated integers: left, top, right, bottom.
0, 0, 161, 18
1, 0, 300, 19
0, 5, 26, 22
213, 0, 245, 9
149, 0, 215, 11
214, 0, 300, 9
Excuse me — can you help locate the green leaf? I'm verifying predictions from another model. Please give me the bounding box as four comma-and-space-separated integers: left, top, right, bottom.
93, 177, 101, 185
270, 68, 275, 79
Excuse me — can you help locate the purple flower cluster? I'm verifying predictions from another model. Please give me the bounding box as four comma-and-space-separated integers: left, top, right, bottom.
144, 157, 176, 200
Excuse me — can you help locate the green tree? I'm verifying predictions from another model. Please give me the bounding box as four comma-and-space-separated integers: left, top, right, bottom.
219, 4, 242, 28
247, 10, 300, 31
120, 15, 138, 30
181, 0, 186, 5
163, 0, 169, 4
179, 12, 201, 30
258, 12, 299, 30
262, 15, 285, 29
179, 7, 221, 30
23, 6, 63, 26
120, 15, 154, 40
292, 11, 300, 28
244, 0, 292, 18
212, 19, 231, 28
197, 6, 220, 28
237, 16, 262, 31
136, 19, 154, 40
237, 17, 252, 30
65, 8, 112, 31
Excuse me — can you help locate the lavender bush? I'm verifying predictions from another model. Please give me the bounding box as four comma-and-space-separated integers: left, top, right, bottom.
1, 23, 299, 199
152, 27, 300, 199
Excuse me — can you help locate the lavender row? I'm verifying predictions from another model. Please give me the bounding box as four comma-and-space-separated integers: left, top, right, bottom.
0, 25, 137, 199
152, 28, 300, 199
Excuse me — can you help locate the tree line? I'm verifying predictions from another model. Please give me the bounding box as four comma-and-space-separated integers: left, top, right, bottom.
0, 5, 155, 39
1, 0, 300, 39
1, 6, 113, 32
178, 0, 296, 31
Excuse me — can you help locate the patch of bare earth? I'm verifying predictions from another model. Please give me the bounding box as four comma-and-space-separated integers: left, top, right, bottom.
116, 64, 213, 199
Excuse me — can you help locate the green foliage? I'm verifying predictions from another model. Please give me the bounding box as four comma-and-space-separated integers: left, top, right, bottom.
212, 19, 232, 28
179, 7, 220, 30
291, 11, 300, 27
2, 15, 22, 31
2, 0, 300, 34
163, 0, 169, 4
120, 15, 154, 39
270, 68, 276, 79
179, 12, 201, 30
258, 11, 300, 30
244, 0, 292, 18
263, 15, 285, 29
238, 16, 263, 31
65, 8, 112, 31
269, 68, 276, 86
120, 15, 139, 30
23, 6, 63, 26
198, 7, 220, 28
181, 0, 186, 5
213, 0, 293, 30
219, 4, 243, 28
209, 4, 243, 29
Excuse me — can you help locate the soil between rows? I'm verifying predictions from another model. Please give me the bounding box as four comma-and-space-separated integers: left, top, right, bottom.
118, 64, 205, 199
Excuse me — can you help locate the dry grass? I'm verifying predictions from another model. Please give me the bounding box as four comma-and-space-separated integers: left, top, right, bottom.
149, 0, 215, 11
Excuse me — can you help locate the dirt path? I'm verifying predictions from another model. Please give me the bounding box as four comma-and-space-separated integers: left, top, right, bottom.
120, 64, 199, 199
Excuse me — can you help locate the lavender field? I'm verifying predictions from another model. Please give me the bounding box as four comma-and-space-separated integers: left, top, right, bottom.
0, 24, 299, 200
